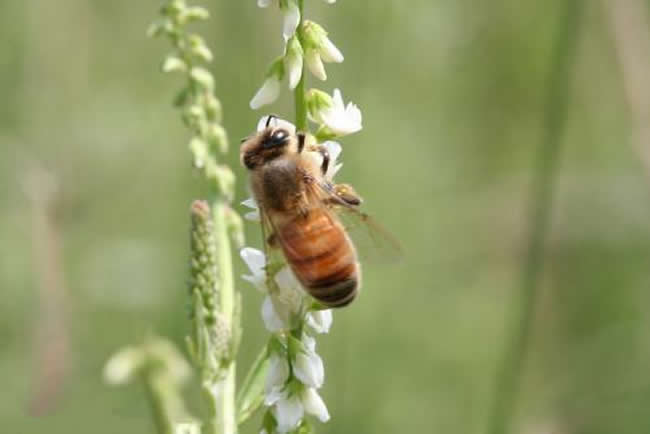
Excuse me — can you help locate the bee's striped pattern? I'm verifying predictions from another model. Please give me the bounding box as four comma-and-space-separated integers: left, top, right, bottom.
278, 208, 360, 307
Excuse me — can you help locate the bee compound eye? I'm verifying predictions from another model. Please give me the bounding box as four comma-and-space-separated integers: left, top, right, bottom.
265, 129, 289, 148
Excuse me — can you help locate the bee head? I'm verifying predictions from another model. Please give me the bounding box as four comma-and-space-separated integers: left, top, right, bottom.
240, 126, 294, 170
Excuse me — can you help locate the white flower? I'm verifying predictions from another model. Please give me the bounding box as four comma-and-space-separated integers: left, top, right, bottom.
262, 295, 290, 332
103, 347, 144, 385
306, 309, 333, 334
257, 0, 272, 7
274, 266, 306, 314
266, 353, 290, 396
303, 21, 343, 81
293, 346, 324, 388
311, 89, 362, 136
241, 247, 267, 291
241, 197, 260, 222
281, 0, 301, 42
273, 393, 304, 433
305, 49, 327, 81
250, 76, 281, 110
285, 36, 303, 90
256, 115, 296, 133
301, 387, 330, 422
322, 141, 342, 179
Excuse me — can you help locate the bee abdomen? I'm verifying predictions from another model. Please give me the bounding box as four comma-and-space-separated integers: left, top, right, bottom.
279, 211, 360, 308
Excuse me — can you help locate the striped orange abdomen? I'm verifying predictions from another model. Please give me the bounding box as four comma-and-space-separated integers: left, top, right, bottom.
277, 208, 360, 307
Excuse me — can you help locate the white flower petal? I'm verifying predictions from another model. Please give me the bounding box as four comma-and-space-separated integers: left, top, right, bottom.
306, 309, 333, 334
331, 89, 345, 110
293, 351, 324, 388
262, 296, 289, 332
282, 1, 300, 41
274, 394, 304, 433
265, 386, 285, 406
274, 266, 304, 313
257, 116, 297, 133
258, 0, 272, 7
250, 76, 281, 110
286, 51, 303, 90
266, 353, 290, 393
103, 347, 143, 385
244, 210, 261, 222
302, 334, 316, 352
301, 388, 330, 422
320, 37, 344, 63
305, 50, 327, 81
317, 89, 362, 136
242, 197, 258, 209
241, 247, 267, 291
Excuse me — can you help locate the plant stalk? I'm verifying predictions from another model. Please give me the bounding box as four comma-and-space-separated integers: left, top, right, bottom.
213, 199, 237, 434
294, 0, 308, 131
485, 2, 583, 434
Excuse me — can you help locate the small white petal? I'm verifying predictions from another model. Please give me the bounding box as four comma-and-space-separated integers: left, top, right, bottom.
301, 388, 330, 422
331, 89, 345, 110
257, 115, 297, 133
282, 1, 300, 41
242, 197, 258, 209
293, 350, 324, 388
317, 89, 363, 136
258, 0, 272, 7
274, 394, 304, 433
244, 210, 261, 222
241, 247, 267, 291
286, 52, 303, 90
103, 347, 143, 385
306, 309, 333, 334
305, 50, 327, 81
262, 296, 289, 332
302, 334, 316, 352
319, 37, 344, 63
266, 353, 290, 393
274, 266, 304, 313
250, 77, 281, 110
264, 386, 285, 406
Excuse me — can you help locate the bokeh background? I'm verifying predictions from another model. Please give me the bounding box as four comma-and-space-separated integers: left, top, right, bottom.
3, 1, 650, 433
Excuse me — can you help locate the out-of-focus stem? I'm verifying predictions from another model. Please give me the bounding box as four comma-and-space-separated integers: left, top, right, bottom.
486, 2, 583, 434
294, 0, 307, 131
143, 374, 174, 434
213, 199, 237, 434
605, 0, 650, 179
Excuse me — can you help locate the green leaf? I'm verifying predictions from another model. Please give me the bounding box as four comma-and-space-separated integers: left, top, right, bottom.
236, 346, 270, 424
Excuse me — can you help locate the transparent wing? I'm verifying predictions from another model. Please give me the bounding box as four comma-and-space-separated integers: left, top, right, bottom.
305, 178, 403, 264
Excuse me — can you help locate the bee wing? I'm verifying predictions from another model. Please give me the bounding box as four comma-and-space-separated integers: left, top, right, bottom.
305, 178, 403, 264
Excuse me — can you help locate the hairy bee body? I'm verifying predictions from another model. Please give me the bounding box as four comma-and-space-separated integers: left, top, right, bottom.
241, 121, 360, 307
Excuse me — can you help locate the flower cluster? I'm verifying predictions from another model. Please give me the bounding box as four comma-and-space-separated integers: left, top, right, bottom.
241, 244, 332, 433
250, 1, 362, 139
243, 0, 363, 431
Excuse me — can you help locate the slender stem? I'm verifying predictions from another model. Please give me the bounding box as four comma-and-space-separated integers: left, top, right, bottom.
143, 374, 174, 434
485, 2, 583, 434
213, 199, 237, 434
294, 0, 308, 130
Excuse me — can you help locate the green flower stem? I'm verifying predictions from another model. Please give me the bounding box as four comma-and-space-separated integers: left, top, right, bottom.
143, 375, 174, 434
294, 0, 308, 131
213, 199, 237, 434
485, 2, 583, 434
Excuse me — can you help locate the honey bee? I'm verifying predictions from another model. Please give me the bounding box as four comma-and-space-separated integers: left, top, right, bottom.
240, 116, 392, 308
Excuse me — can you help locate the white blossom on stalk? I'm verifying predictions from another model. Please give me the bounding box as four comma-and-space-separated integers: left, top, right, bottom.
307, 88, 362, 136
250, 76, 281, 110
241, 247, 267, 291
301, 387, 330, 422
281, 0, 301, 42
303, 21, 343, 81
285, 36, 304, 90
257, 115, 297, 133
273, 392, 304, 433
293, 341, 324, 388
306, 309, 333, 333
266, 352, 290, 397
241, 197, 261, 222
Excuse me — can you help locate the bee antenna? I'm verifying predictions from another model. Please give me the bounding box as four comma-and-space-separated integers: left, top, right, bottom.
265, 114, 278, 128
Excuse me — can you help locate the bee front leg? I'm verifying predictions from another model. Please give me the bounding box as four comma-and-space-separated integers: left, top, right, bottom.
334, 183, 363, 206
266, 232, 279, 248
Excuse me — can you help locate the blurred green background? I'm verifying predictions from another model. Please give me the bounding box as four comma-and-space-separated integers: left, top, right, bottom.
3, 1, 650, 433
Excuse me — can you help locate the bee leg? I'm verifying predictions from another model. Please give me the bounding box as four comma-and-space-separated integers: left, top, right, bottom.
266, 232, 279, 248
297, 132, 306, 153
334, 183, 363, 206
310, 144, 330, 175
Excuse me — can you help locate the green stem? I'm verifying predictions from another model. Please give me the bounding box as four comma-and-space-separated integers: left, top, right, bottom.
213, 199, 237, 434
485, 2, 583, 434
294, 0, 307, 130
143, 374, 174, 434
